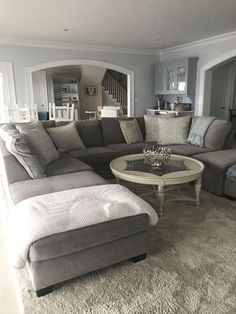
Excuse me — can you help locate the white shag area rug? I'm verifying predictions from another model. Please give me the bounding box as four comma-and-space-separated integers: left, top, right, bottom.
2, 182, 236, 314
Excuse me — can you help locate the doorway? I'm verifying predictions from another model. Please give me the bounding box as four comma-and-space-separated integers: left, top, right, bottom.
26, 59, 134, 119
209, 59, 236, 121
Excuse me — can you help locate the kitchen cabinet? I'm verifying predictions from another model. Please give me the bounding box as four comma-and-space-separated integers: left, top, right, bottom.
154, 57, 198, 97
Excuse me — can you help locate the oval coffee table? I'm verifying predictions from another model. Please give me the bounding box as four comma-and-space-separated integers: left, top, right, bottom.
110, 154, 204, 215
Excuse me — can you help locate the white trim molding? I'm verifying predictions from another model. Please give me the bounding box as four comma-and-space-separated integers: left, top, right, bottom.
0, 62, 16, 122
0, 36, 156, 56
196, 48, 236, 116
159, 30, 236, 55
26, 59, 135, 117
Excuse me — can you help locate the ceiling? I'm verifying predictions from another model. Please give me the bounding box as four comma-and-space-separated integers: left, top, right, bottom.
1, 0, 236, 51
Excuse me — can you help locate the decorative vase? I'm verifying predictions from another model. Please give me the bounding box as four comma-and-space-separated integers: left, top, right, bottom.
143, 144, 171, 169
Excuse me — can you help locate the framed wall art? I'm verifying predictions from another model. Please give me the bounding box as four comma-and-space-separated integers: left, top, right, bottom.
85, 86, 96, 96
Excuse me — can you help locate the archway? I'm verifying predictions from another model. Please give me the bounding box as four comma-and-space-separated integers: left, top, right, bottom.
197, 49, 236, 116
26, 59, 134, 117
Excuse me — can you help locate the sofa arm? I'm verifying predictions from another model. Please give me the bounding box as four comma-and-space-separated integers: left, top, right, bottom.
193, 149, 236, 196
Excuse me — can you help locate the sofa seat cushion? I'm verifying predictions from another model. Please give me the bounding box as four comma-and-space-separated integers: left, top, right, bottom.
10, 171, 108, 204
29, 214, 149, 262
68, 147, 120, 165
107, 143, 147, 155
169, 144, 211, 156
45, 157, 92, 176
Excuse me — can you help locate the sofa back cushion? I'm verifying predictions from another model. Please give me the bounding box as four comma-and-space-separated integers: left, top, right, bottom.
101, 118, 129, 145
76, 120, 103, 147
16, 122, 59, 166
0, 124, 46, 179
47, 122, 85, 152
204, 119, 232, 150
41, 120, 56, 129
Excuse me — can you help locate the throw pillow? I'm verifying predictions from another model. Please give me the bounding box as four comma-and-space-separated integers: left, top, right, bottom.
158, 116, 191, 145
144, 115, 160, 142
119, 119, 143, 144
47, 122, 85, 152
144, 115, 175, 142
0, 124, 46, 179
16, 122, 59, 166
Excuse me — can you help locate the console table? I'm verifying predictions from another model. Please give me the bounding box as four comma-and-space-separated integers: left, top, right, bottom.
146, 109, 194, 116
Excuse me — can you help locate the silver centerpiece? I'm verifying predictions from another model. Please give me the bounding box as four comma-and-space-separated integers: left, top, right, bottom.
143, 144, 171, 169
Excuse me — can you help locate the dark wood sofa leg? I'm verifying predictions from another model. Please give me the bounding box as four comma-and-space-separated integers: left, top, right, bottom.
132, 253, 147, 263
36, 285, 53, 297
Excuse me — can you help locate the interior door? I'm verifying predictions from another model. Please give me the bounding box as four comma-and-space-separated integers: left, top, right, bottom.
224, 63, 236, 120
32, 71, 48, 112
0, 62, 16, 122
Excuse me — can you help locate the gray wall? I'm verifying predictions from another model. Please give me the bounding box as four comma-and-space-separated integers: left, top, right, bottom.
0, 44, 156, 116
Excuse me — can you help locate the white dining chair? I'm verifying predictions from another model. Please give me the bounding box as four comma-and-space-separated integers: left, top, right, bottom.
7, 104, 38, 123
49, 103, 75, 121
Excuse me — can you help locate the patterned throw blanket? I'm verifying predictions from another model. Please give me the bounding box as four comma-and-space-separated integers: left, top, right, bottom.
6, 184, 158, 269
226, 164, 236, 182
188, 116, 216, 147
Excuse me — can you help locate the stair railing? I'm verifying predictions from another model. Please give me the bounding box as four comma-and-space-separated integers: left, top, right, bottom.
102, 70, 127, 106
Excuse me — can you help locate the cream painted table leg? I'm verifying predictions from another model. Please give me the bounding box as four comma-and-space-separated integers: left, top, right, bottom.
154, 184, 165, 216
195, 177, 202, 206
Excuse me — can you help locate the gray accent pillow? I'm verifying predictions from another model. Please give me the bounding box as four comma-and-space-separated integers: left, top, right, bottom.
47, 122, 85, 152
0, 124, 46, 179
16, 122, 59, 166
119, 119, 143, 144
144, 115, 174, 142
144, 115, 160, 142
158, 116, 191, 145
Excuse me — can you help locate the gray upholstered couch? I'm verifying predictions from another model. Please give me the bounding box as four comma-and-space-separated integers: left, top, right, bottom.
0, 116, 234, 296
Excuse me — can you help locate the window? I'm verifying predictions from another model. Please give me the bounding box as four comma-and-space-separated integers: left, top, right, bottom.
0, 62, 16, 122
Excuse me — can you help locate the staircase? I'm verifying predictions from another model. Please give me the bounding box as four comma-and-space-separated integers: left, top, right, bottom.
102, 69, 127, 109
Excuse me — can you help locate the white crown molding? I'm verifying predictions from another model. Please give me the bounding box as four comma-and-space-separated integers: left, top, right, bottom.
0, 36, 157, 56
158, 30, 236, 55
0, 30, 235, 57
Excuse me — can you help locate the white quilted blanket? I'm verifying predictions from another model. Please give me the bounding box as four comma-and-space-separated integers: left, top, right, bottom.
6, 184, 158, 269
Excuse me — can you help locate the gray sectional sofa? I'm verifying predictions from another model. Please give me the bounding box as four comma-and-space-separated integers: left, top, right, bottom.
0, 116, 234, 296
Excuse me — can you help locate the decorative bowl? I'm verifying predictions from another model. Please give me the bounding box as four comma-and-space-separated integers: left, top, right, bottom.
143, 144, 171, 169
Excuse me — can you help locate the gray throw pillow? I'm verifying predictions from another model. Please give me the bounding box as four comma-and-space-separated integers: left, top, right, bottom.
144, 115, 175, 142
119, 119, 143, 144
144, 115, 160, 142
158, 116, 191, 145
0, 124, 46, 179
47, 122, 85, 152
16, 122, 59, 166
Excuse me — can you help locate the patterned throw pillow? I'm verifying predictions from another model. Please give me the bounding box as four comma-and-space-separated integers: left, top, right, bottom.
47, 122, 85, 152
144, 115, 176, 142
119, 119, 143, 144
144, 115, 161, 142
0, 124, 46, 179
16, 122, 59, 166
158, 116, 191, 145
